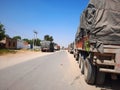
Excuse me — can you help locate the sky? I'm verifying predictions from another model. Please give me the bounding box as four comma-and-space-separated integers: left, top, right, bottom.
0, 0, 89, 47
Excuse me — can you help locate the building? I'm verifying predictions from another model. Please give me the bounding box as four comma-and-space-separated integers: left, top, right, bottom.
0, 37, 17, 49
17, 39, 29, 49
0, 37, 29, 49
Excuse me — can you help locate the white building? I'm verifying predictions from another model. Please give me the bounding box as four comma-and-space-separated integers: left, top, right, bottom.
17, 39, 29, 49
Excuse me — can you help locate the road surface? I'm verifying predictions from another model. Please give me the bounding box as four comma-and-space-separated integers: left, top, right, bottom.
0, 50, 120, 90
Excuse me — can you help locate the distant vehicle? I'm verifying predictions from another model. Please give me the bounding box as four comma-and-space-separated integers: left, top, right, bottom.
74, 0, 120, 85
68, 42, 74, 54
54, 43, 60, 51
41, 40, 54, 52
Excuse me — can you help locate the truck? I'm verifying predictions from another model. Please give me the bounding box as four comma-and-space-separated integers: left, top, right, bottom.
54, 43, 60, 51
68, 42, 74, 54
74, 0, 120, 84
41, 40, 54, 52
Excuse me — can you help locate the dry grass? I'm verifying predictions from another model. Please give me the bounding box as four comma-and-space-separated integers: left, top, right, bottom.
0, 49, 17, 55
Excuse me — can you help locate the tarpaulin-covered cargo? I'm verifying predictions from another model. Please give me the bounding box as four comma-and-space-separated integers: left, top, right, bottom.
76, 0, 120, 45
74, 0, 120, 85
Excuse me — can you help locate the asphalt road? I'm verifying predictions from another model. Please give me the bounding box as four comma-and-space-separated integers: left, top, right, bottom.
0, 50, 120, 90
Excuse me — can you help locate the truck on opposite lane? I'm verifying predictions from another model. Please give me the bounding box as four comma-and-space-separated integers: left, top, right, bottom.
41, 40, 54, 52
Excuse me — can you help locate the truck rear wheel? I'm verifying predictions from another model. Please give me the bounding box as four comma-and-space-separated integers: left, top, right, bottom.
84, 58, 95, 84
75, 53, 79, 61
79, 54, 84, 74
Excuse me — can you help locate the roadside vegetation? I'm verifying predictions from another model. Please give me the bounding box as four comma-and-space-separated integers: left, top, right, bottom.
0, 49, 17, 55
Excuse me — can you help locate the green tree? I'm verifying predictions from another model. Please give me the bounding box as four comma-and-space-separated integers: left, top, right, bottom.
13, 36, 21, 40
23, 38, 30, 43
49, 36, 54, 41
23, 38, 33, 44
23, 38, 41, 46
44, 35, 49, 41
34, 38, 41, 46
44, 35, 54, 41
0, 23, 6, 41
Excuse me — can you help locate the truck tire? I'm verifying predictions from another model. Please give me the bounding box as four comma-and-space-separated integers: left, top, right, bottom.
74, 50, 79, 61
96, 68, 105, 84
41, 49, 44, 52
79, 54, 84, 74
84, 58, 95, 84
74, 54, 75, 58
75, 53, 79, 61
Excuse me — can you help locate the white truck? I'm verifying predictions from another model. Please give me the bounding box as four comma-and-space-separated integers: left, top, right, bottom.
74, 0, 120, 84
41, 40, 54, 52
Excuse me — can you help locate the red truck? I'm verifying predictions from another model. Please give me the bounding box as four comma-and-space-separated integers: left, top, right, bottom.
74, 0, 120, 84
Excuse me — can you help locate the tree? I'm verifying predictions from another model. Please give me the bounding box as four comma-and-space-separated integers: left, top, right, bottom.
35, 38, 41, 46
13, 36, 21, 40
44, 35, 50, 41
23, 38, 30, 43
0, 23, 6, 41
23, 38, 41, 46
23, 38, 33, 45
44, 35, 54, 41
49, 36, 54, 41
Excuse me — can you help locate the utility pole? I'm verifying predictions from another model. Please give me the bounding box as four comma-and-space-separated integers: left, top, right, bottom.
33, 30, 38, 50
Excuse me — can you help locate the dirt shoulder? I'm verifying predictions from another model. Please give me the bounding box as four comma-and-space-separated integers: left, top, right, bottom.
0, 50, 52, 70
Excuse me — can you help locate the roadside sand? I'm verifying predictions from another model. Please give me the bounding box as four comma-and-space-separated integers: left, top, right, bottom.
0, 50, 52, 70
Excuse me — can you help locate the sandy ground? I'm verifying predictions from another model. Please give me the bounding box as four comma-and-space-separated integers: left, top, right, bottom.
0, 50, 52, 70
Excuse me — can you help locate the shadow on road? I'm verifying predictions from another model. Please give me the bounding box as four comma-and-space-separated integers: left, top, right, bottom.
96, 74, 120, 90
